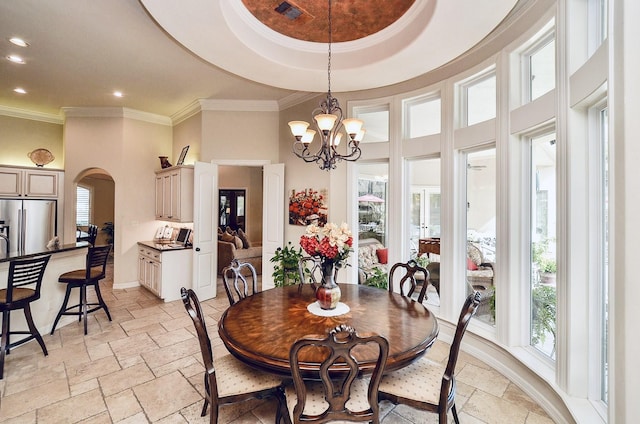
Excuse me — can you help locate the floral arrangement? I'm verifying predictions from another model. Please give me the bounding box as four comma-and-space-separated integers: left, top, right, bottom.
300, 222, 353, 266
289, 188, 328, 226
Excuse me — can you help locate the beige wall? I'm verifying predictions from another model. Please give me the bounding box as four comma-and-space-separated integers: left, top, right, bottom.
279, 95, 350, 246
201, 110, 279, 162
0, 115, 63, 168
173, 113, 202, 165
63, 112, 172, 286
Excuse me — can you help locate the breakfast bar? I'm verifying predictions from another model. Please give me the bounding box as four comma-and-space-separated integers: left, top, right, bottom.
0, 242, 90, 335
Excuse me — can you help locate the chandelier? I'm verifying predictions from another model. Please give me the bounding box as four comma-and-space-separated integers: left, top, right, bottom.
288, 0, 365, 171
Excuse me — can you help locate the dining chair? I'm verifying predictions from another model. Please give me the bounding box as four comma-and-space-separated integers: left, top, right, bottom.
221, 259, 259, 306
0, 255, 50, 379
50, 244, 112, 335
378, 291, 481, 424
281, 324, 389, 424
180, 287, 284, 424
387, 259, 430, 303
87, 224, 99, 246
297, 256, 321, 293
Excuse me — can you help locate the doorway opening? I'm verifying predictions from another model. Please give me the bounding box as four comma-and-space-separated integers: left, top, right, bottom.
75, 168, 115, 248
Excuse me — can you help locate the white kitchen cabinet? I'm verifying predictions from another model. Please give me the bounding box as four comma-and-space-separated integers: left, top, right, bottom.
0, 166, 62, 198
137, 243, 192, 302
155, 165, 193, 222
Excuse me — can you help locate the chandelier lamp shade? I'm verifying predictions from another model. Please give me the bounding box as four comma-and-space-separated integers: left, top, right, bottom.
288, 0, 365, 171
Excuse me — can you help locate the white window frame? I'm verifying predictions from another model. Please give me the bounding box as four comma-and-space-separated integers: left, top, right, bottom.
521, 30, 556, 104
457, 67, 497, 128
587, 99, 609, 418
402, 92, 442, 140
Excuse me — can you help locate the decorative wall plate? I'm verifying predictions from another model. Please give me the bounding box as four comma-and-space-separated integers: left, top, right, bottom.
28, 148, 55, 167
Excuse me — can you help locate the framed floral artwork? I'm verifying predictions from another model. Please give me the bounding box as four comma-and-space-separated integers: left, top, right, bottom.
289, 188, 328, 226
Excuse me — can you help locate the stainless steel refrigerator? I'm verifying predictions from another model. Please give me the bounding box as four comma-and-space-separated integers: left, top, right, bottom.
0, 199, 57, 258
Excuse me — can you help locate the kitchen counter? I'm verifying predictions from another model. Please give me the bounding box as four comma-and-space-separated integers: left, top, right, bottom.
0, 241, 91, 263
137, 240, 192, 251
0, 243, 90, 335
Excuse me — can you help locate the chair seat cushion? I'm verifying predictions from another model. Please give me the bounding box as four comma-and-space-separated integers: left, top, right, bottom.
284, 376, 371, 421
0, 288, 36, 303
58, 268, 104, 282
378, 356, 445, 405
214, 354, 282, 398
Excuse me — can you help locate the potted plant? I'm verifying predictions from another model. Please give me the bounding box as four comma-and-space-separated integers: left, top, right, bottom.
363, 267, 388, 289
270, 241, 304, 287
538, 257, 557, 285
102, 222, 114, 244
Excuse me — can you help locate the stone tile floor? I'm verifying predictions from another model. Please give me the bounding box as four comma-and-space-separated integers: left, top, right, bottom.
0, 262, 555, 423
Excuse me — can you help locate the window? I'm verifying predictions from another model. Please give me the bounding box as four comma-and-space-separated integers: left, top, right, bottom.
463, 72, 497, 126
526, 36, 556, 102
466, 148, 497, 326
76, 185, 91, 227
589, 0, 608, 52
408, 157, 441, 307
598, 106, 609, 403
405, 95, 441, 138
357, 162, 388, 246
530, 132, 557, 359
354, 106, 390, 143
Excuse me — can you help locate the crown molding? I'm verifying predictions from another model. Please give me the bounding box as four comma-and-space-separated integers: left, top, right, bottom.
277, 92, 322, 110
0, 105, 63, 125
171, 98, 281, 126
61, 107, 171, 125
198, 99, 279, 112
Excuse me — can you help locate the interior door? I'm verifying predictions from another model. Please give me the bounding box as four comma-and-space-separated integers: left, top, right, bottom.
192, 161, 218, 300
261, 163, 284, 290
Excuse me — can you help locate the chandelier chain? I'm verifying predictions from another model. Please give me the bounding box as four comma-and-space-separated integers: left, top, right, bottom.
327, 0, 332, 96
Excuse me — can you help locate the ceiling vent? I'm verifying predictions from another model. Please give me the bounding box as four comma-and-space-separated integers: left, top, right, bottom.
275, 1, 303, 20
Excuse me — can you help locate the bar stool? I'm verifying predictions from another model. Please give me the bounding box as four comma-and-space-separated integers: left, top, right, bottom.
0, 255, 51, 379
50, 245, 112, 335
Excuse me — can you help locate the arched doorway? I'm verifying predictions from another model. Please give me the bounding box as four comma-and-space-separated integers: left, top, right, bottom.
74, 168, 115, 248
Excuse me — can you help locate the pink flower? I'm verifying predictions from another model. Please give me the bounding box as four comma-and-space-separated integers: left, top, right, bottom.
299, 222, 352, 265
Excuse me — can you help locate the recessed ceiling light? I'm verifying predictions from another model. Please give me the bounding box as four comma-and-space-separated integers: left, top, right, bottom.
14, 88, 27, 94
113, 91, 123, 98
7, 55, 25, 64
9, 37, 29, 47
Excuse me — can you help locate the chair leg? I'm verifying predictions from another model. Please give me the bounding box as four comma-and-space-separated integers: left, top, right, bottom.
81, 284, 88, 335
0, 310, 9, 379
51, 283, 73, 335
93, 281, 111, 321
24, 304, 47, 356
201, 373, 210, 417
451, 403, 460, 424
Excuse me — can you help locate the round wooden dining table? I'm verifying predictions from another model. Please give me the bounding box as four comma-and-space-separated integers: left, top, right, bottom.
218, 283, 439, 377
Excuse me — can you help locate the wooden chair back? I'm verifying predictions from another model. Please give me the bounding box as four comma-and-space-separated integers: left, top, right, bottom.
1, 255, 50, 306
289, 324, 389, 423
298, 256, 321, 293
439, 291, 481, 411
181, 287, 218, 401
221, 259, 258, 306
85, 245, 112, 280
87, 224, 99, 246
388, 259, 429, 303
